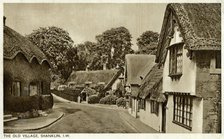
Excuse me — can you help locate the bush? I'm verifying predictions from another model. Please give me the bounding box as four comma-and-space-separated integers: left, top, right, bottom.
88, 95, 100, 104
116, 97, 126, 107
4, 95, 41, 112
99, 95, 118, 105
40, 94, 54, 110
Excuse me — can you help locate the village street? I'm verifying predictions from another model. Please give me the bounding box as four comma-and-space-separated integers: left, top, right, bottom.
25, 95, 158, 133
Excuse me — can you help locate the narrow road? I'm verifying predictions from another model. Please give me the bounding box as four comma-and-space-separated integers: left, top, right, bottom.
30, 95, 158, 133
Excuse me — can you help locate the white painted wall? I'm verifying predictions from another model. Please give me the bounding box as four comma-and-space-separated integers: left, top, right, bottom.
166, 95, 203, 133
128, 98, 138, 118
138, 99, 163, 132
111, 78, 121, 90
163, 47, 197, 95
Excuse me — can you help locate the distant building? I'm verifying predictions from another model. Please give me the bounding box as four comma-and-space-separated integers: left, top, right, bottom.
66, 69, 120, 88
124, 54, 155, 118
66, 69, 122, 101
156, 3, 221, 133
4, 17, 53, 112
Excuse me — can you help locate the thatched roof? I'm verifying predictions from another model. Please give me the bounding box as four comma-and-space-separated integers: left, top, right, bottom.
125, 54, 155, 85
66, 69, 119, 86
4, 26, 50, 66
156, 3, 221, 63
138, 64, 164, 101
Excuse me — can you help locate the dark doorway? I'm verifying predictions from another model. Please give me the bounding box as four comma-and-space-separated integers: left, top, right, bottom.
162, 97, 167, 133
81, 92, 86, 101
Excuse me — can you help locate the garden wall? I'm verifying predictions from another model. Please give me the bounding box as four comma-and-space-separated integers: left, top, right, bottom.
51, 88, 82, 102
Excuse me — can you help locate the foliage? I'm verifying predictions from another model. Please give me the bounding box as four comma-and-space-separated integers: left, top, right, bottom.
4, 95, 41, 112
116, 97, 126, 108
99, 95, 118, 105
96, 27, 134, 69
76, 27, 134, 71
40, 94, 54, 110
76, 41, 97, 70
94, 84, 106, 99
26, 26, 78, 80
88, 95, 100, 104
136, 31, 159, 55
17, 109, 39, 119
51, 88, 81, 102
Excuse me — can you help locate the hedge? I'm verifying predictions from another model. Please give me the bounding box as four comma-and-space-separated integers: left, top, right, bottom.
116, 97, 126, 107
99, 95, 118, 105
51, 88, 81, 102
88, 95, 100, 104
40, 94, 54, 110
4, 94, 54, 112
4, 95, 40, 112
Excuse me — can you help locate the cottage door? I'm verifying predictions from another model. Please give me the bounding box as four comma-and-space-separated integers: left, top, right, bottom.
162, 101, 167, 133
30, 84, 38, 96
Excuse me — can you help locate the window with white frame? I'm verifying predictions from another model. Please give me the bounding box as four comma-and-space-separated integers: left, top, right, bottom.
173, 94, 193, 130
169, 43, 184, 77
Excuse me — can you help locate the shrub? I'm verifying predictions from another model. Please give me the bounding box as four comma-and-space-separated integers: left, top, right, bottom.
99, 95, 118, 105
88, 95, 100, 104
40, 94, 54, 110
4, 95, 41, 112
17, 109, 39, 119
116, 97, 126, 108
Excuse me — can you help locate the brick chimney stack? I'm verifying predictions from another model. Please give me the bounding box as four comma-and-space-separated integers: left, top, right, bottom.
3, 16, 6, 26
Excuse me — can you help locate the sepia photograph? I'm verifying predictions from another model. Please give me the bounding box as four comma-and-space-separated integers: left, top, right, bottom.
2, 1, 221, 134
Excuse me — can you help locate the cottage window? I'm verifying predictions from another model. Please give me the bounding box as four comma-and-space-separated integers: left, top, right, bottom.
173, 94, 193, 130
12, 81, 21, 96
210, 51, 221, 74
169, 43, 183, 78
150, 100, 159, 115
215, 51, 221, 69
139, 99, 146, 110
29, 82, 39, 96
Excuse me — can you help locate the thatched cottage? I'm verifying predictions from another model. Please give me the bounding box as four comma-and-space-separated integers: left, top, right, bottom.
66, 69, 123, 102
156, 4, 221, 133
124, 54, 155, 118
4, 17, 53, 112
137, 64, 166, 132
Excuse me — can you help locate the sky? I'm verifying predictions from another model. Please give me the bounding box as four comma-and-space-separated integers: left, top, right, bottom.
4, 3, 167, 51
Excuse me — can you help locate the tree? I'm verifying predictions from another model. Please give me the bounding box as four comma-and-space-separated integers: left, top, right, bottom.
76, 41, 98, 70
96, 27, 134, 69
136, 31, 159, 55
26, 26, 77, 80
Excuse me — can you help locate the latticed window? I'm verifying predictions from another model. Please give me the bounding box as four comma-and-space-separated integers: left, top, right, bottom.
151, 100, 159, 115
173, 94, 193, 130
169, 43, 183, 77
139, 99, 146, 110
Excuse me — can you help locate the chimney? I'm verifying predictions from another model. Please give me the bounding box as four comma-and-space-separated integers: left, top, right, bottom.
3, 16, 6, 26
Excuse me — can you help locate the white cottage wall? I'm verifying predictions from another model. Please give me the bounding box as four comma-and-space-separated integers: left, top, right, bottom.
138, 99, 162, 132
163, 47, 197, 95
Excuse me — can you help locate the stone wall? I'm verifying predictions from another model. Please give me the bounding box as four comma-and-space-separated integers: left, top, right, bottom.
195, 51, 221, 133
